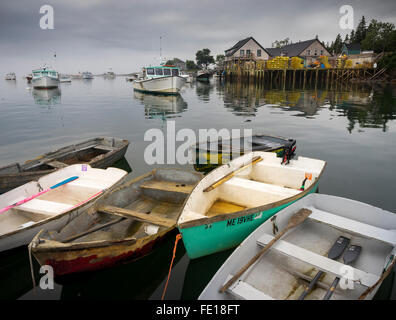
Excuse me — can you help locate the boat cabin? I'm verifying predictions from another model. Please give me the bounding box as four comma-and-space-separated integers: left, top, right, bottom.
144, 66, 180, 79
32, 68, 59, 79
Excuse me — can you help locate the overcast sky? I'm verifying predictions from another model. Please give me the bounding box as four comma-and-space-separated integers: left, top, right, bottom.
1, 0, 395, 75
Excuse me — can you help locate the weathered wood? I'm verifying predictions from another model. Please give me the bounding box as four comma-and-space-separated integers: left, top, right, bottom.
98, 205, 176, 228
47, 160, 68, 169
203, 156, 263, 192
140, 180, 194, 195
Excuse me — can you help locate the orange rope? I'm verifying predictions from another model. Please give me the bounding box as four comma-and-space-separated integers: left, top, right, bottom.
161, 233, 182, 300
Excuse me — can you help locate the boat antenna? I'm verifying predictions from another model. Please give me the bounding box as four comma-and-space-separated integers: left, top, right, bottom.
160, 36, 162, 61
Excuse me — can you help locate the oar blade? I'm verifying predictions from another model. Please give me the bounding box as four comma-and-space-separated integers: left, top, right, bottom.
343, 245, 362, 265
328, 236, 350, 260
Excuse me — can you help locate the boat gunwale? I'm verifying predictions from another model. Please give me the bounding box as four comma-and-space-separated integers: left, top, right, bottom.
178, 158, 327, 229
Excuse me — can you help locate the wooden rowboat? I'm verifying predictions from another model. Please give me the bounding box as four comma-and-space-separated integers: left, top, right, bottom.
177, 151, 326, 259
0, 137, 129, 194
0, 164, 127, 252
193, 134, 296, 173
199, 194, 396, 300
30, 169, 202, 277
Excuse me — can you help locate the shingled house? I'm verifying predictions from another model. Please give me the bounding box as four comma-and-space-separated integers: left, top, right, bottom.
225, 37, 270, 63
266, 38, 331, 66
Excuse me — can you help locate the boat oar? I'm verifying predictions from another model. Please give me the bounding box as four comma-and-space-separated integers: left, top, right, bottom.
322, 245, 362, 300
0, 176, 79, 214
204, 156, 262, 192
358, 255, 396, 300
298, 236, 350, 300
219, 208, 312, 294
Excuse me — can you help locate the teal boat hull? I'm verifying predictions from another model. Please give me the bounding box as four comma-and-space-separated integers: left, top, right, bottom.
178, 183, 319, 259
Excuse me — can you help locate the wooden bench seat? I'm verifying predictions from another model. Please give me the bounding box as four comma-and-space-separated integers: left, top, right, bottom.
223, 275, 274, 300
257, 233, 379, 287
139, 180, 194, 195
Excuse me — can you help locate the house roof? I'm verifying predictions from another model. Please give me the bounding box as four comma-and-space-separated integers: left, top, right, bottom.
344, 43, 361, 52
265, 39, 330, 57
225, 37, 269, 57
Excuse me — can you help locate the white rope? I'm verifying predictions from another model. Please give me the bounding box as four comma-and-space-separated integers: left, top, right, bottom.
28, 242, 37, 289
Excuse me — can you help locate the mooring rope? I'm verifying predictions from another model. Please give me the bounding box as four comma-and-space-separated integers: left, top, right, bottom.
28, 242, 37, 289
161, 233, 182, 300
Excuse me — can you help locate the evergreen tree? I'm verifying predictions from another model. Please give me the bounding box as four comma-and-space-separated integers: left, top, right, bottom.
349, 30, 355, 43
355, 16, 367, 43
333, 34, 343, 54
344, 34, 350, 44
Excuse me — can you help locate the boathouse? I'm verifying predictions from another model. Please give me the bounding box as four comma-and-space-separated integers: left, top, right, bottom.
225, 37, 270, 63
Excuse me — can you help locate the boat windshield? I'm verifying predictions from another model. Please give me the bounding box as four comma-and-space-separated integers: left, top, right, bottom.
155, 68, 163, 76
163, 68, 171, 76
171, 69, 179, 76
147, 68, 154, 75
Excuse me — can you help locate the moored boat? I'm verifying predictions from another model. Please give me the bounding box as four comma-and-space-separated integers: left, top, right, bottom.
199, 193, 396, 300
5, 73, 16, 80
177, 151, 326, 259
82, 72, 94, 79
0, 164, 127, 252
193, 134, 297, 173
0, 137, 129, 194
31, 67, 59, 89
60, 76, 72, 83
133, 65, 186, 95
30, 168, 202, 276
196, 70, 212, 82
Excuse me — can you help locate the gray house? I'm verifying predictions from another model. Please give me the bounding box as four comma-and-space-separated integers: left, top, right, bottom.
266, 38, 331, 65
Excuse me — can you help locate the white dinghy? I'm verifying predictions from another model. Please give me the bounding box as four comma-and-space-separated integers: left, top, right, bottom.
0, 164, 127, 252
199, 193, 396, 300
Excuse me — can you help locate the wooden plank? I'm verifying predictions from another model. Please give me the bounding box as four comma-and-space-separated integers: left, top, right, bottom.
47, 160, 68, 169
98, 205, 176, 228
257, 233, 379, 287
139, 180, 194, 195
309, 208, 396, 246
224, 275, 274, 300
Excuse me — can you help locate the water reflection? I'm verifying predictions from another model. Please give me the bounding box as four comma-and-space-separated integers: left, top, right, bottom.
195, 81, 213, 103
32, 88, 61, 106
133, 91, 187, 119
217, 81, 396, 132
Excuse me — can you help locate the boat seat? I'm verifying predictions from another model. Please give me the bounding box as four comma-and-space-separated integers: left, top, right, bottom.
139, 180, 194, 195
18, 199, 72, 216
257, 233, 380, 287
223, 275, 274, 300
224, 177, 301, 197
47, 160, 68, 169
308, 207, 396, 246
93, 145, 116, 152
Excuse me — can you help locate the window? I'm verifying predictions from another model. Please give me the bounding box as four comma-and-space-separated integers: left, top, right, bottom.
314, 49, 317, 56
320, 50, 323, 55
246, 50, 251, 56
155, 68, 163, 76
163, 68, 171, 76
147, 68, 154, 75
240, 49, 244, 56
257, 49, 261, 57
307, 50, 311, 55
171, 69, 179, 76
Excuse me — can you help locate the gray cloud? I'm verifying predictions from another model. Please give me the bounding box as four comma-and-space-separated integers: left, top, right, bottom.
0, 0, 395, 75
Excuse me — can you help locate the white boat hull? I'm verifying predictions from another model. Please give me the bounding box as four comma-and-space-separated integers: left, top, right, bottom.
32, 76, 59, 89
199, 193, 396, 300
5, 75, 16, 80
0, 164, 127, 252
133, 76, 186, 94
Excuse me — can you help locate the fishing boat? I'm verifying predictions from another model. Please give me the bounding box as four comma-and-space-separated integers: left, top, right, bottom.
104, 71, 116, 78
59, 76, 72, 83
25, 74, 33, 83
177, 151, 326, 259
82, 72, 94, 79
193, 134, 297, 173
133, 65, 186, 95
31, 67, 59, 89
199, 193, 396, 300
0, 137, 129, 194
0, 164, 127, 252
5, 73, 16, 80
180, 72, 192, 83
196, 70, 212, 82
30, 169, 202, 276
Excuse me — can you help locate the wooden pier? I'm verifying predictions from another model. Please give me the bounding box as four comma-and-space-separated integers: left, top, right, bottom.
225, 68, 383, 90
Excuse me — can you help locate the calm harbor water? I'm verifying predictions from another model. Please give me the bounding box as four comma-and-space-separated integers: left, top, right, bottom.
0, 76, 395, 299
